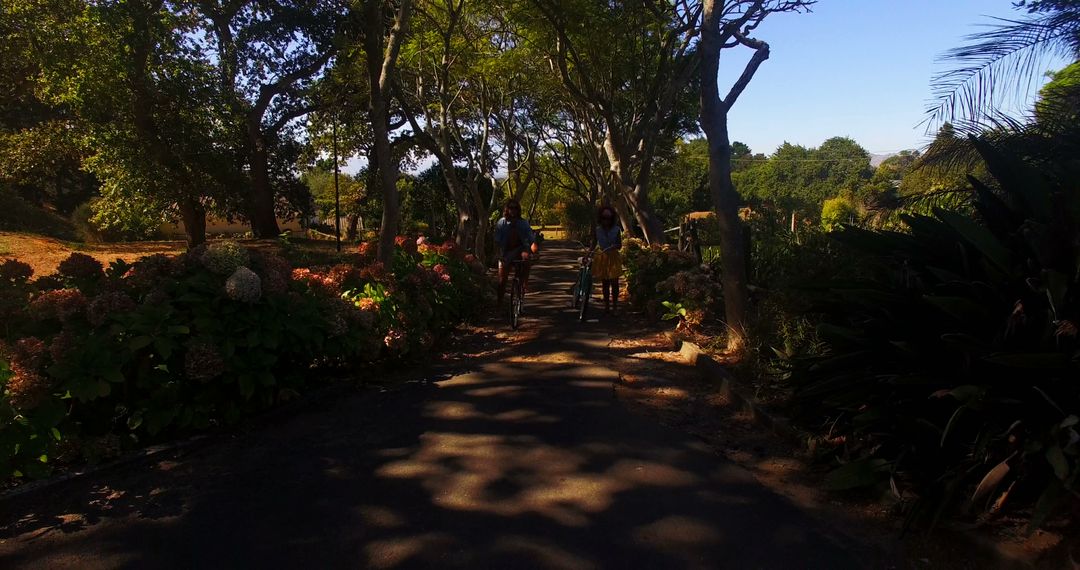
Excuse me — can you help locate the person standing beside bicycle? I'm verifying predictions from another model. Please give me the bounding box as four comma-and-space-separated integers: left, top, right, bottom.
592, 205, 622, 313
494, 198, 538, 307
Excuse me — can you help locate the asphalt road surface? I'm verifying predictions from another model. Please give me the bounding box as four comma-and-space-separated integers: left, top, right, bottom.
0, 241, 875, 569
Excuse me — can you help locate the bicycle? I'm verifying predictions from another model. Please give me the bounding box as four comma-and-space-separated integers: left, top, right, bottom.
569, 246, 592, 321
508, 258, 528, 329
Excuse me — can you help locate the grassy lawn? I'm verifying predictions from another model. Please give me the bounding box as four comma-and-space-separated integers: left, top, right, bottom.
0, 231, 365, 276
0, 231, 188, 276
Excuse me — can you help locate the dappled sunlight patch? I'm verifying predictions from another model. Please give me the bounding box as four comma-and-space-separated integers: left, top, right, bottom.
364, 532, 458, 569
646, 386, 691, 401
438, 373, 487, 386
492, 409, 560, 423
373, 431, 707, 528
427, 402, 564, 423
501, 351, 588, 364
568, 380, 611, 389
626, 350, 685, 364
426, 401, 481, 420
752, 457, 801, 478
465, 385, 524, 397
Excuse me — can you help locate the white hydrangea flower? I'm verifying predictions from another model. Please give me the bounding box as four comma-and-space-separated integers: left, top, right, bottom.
202, 241, 250, 275
225, 267, 262, 303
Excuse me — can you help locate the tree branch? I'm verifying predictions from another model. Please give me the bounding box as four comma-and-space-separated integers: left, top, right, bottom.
721, 31, 770, 111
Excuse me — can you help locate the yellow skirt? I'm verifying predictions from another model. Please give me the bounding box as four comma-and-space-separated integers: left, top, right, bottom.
592, 249, 622, 280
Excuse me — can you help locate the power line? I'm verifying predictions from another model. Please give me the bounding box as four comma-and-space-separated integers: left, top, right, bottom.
677, 155, 885, 164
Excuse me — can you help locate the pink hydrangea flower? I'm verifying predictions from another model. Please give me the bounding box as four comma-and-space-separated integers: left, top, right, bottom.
29, 289, 87, 322
88, 291, 136, 326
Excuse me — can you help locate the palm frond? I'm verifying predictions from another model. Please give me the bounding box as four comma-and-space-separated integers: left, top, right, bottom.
926, 8, 1080, 127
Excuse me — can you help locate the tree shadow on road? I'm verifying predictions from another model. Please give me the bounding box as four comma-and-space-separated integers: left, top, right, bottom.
0, 241, 877, 569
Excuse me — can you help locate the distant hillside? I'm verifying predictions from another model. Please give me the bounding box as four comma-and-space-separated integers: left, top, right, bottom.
870, 153, 897, 167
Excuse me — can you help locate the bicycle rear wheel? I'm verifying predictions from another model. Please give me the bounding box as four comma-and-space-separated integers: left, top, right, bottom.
510, 278, 523, 329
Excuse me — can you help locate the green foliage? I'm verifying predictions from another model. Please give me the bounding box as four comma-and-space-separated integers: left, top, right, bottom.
820, 196, 855, 231
404, 166, 468, 242
554, 200, 597, 244
81, 197, 163, 242
303, 167, 367, 225
660, 301, 687, 321
651, 138, 713, 225
735, 137, 874, 218
29, 1, 243, 234
928, 0, 1080, 124
1, 237, 491, 481
1036, 61, 1080, 125
621, 238, 700, 318
0, 2, 97, 216
793, 135, 1080, 530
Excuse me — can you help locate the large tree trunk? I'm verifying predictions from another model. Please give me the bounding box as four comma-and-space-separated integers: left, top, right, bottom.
701, 112, 748, 348
473, 214, 490, 267
700, 0, 754, 351
443, 168, 472, 247
364, 0, 411, 265
466, 176, 493, 266
602, 133, 665, 243
179, 197, 206, 249
247, 126, 280, 238
370, 109, 400, 264
346, 213, 360, 241
607, 185, 636, 244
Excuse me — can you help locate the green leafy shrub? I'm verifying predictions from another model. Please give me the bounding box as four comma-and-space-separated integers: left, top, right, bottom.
739, 209, 861, 382
86, 196, 164, 242
0, 188, 76, 239
793, 137, 1080, 531
656, 267, 723, 331
1, 236, 491, 480
70, 202, 103, 243
621, 238, 699, 318
820, 195, 856, 231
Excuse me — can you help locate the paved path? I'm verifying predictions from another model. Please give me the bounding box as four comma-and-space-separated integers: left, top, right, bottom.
0, 241, 874, 569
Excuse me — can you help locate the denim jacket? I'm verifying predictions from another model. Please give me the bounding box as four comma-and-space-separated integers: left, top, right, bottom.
494, 217, 534, 251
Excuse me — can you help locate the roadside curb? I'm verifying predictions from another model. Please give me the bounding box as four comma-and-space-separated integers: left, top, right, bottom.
0, 317, 480, 506
0, 370, 426, 505
672, 337, 1046, 570
0, 375, 358, 504
0, 434, 209, 503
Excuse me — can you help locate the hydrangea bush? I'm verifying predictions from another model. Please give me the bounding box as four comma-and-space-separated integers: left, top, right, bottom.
620, 238, 705, 320
656, 266, 723, 331
0, 237, 490, 480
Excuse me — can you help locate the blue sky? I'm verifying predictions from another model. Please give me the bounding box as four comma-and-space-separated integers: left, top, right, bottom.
716, 0, 1070, 156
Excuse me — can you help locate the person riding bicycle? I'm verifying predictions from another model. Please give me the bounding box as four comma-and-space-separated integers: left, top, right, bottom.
494, 198, 538, 306
592, 205, 622, 313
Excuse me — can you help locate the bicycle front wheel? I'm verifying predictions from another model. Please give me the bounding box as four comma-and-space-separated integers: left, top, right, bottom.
578, 273, 591, 321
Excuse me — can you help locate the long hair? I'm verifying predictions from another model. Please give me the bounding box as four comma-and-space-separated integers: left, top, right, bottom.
597, 205, 617, 225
